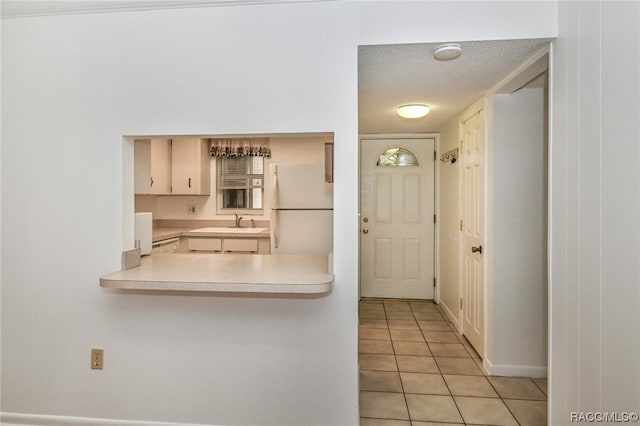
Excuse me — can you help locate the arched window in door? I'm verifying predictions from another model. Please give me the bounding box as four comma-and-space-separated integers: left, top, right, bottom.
376, 147, 419, 167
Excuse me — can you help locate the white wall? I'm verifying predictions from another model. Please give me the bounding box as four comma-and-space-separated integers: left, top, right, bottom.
550, 1, 640, 423
436, 118, 460, 326
1, 1, 557, 425
439, 88, 547, 377
359, 1, 557, 46
2, 4, 360, 425
490, 89, 547, 376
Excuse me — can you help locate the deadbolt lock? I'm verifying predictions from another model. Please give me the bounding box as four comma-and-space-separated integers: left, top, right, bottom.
363, 217, 369, 223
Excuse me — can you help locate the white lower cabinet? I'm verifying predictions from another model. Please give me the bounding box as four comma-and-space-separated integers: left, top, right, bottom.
184, 237, 268, 254
223, 239, 258, 253
187, 238, 222, 252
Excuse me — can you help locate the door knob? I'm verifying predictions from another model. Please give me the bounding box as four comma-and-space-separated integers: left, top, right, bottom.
363, 217, 369, 223
362, 228, 369, 234
471, 245, 483, 254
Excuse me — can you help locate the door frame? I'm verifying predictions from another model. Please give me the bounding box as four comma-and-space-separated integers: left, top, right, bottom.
457, 99, 491, 364
358, 133, 440, 301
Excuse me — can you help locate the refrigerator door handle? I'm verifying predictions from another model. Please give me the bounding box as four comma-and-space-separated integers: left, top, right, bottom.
271, 164, 279, 209
271, 164, 279, 248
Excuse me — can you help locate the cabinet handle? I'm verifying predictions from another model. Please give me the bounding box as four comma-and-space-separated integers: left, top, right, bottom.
471, 245, 483, 254
188, 177, 192, 188
150, 177, 154, 187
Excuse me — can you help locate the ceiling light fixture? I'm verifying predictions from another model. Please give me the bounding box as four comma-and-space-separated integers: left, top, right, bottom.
433, 43, 462, 61
397, 104, 430, 119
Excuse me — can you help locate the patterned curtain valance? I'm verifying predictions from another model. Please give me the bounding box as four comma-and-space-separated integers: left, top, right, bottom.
209, 138, 271, 158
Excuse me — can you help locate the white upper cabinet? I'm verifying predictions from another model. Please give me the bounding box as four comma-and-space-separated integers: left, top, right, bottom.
134, 139, 172, 195
134, 137, 211, 195
171, 138, 211, 195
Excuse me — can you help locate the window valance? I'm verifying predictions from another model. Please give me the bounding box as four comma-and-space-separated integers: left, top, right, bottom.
209, 138, 271, 158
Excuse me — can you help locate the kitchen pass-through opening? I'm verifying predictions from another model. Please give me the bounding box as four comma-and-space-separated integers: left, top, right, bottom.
122, 132, 335, 259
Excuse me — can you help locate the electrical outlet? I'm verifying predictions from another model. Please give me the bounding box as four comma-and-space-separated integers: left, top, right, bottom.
187, 205, 197, 215
91, 348, 104, 370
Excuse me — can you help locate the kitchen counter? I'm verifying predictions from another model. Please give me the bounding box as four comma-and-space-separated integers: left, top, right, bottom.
153, 227, 189, 241
153, 227, 270, 242
100, 253, 334, 295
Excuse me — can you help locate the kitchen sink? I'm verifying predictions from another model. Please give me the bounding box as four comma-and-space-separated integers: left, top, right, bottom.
189, 227, 268, 233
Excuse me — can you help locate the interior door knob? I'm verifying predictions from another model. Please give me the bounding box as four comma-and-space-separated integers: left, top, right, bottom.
362, 228, 369, 234
363, 217, 369, 223
471, 245, 483, 254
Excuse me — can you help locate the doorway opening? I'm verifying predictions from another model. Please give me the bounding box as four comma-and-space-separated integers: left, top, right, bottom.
359, 135, 436, 300
358, 39, 551, 376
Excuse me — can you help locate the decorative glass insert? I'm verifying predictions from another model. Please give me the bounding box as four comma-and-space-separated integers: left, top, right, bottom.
377, 147, 419, 167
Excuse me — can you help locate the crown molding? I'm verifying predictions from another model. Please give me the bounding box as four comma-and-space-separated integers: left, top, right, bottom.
1, 0, 336, 19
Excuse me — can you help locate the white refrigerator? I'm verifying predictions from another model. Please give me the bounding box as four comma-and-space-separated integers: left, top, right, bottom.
270, 163, 333, 255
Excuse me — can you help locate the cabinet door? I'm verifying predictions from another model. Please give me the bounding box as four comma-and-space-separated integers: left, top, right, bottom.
134, 140, 152, 194
171, 138, 197, 194
223, 238, 258, 253
171, 138, 211, 195
187, 238, 222, 252
149, 139, 172, 194
134, 139, 172, 195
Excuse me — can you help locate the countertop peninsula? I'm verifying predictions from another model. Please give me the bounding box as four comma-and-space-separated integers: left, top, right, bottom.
100, 253, 334, 295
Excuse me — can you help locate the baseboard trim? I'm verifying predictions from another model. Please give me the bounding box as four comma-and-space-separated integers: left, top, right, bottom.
1, 413, 217, 426
438, 301, 461, 332
485, 362, 548, 378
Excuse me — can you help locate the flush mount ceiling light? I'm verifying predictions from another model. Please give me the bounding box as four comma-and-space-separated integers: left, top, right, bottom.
433, 43, 462, 61
396, 104, 430, 119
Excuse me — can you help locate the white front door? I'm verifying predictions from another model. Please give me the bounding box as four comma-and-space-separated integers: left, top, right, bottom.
461, 110, 485, 355
360, 138, 435, 299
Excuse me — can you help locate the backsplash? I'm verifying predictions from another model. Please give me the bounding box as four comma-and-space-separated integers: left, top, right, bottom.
154, 218, 270, 229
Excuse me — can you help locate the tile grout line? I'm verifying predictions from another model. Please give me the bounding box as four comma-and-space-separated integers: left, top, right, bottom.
359, 300, 411, 423
431, 303, 525, 426
411, 302, 468, 426
360, 300, 546, 426
383, 301, 413, 423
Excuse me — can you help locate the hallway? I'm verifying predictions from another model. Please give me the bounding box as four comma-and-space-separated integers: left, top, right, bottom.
359, 299, 547, 425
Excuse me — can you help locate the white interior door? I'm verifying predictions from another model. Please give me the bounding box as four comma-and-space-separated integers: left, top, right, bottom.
360, 138, 435, 299
461, 110, 485, 355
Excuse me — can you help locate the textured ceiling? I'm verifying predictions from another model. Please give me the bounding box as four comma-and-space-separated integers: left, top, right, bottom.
358, 39, 551, 134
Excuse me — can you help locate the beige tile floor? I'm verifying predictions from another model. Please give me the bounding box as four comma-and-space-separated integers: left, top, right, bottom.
359, 299, 548, 426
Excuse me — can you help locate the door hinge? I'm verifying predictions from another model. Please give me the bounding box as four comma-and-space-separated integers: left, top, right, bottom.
434, 214, 437, 224
460, 219, 463, 231
434, 151, 437, 161
460, 298, 463, 309
433, 277, 436, 287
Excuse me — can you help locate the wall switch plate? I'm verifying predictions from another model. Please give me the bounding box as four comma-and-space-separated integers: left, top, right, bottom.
91, 348, 104, 370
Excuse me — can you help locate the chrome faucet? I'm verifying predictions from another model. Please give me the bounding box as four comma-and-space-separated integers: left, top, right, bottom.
234, 213, 243, 228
